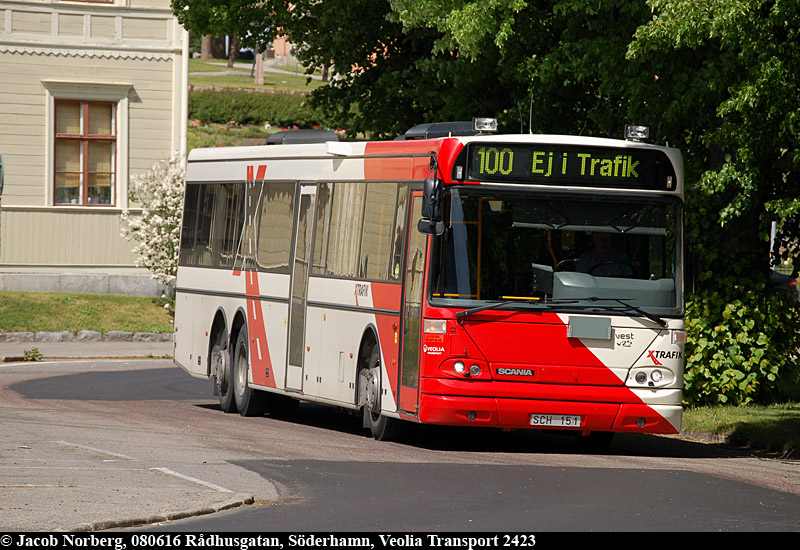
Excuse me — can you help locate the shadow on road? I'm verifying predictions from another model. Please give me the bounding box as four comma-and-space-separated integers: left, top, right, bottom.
13, 366, 768, 461
227, 401, 765, 461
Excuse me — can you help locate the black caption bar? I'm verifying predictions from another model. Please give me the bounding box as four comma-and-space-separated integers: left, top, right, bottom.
2, 534, 539, 550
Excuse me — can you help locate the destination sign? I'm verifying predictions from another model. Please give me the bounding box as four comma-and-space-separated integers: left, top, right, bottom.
463, 143, 677, 190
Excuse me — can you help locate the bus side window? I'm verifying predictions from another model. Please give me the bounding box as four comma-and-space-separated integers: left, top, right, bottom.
360, 182, 399, 281
390, 184, 409, 281
209, 183, 243, 268
194, 183, 214, 266
325, 182, 366, 278
256, 182, 296, 273
179, 183, 200, 266
311, 182, 332, 276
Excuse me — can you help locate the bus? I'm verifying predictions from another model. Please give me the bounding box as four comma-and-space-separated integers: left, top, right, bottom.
174, 120, 685, 446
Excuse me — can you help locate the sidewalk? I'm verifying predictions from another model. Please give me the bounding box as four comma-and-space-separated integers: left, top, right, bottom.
0, 340, 173, 362
0, 339, 265, 532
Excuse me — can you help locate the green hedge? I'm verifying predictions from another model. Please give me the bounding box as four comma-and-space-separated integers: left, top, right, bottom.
188, 89, 328, 128
684, 283, 800, 406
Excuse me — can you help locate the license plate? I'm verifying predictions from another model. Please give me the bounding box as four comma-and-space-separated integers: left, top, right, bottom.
530, 414, 582, 427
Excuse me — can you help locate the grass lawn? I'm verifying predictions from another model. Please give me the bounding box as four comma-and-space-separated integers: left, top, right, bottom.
683, 403, 800, 455
0, 291, 173, 334
188, 123, 276, 150
188, 58, 326, 94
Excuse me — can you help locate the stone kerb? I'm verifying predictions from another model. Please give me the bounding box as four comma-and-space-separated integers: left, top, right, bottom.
0, 331, 172, 343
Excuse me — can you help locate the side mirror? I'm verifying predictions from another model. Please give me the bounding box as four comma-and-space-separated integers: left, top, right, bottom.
417, 218, 444, 236
418, 177, 444, 235
421, 178, 440, 219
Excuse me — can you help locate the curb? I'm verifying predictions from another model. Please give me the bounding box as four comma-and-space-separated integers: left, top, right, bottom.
58, 493, 256, 532
678, 429, 731, 445
1, 354, 174, 363
0, 330, 173, 343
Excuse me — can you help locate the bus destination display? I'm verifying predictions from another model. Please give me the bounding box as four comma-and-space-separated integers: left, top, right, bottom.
465, 143, 676, 190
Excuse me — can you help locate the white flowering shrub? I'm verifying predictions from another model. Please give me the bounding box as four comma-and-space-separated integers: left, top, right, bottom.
120, 154, 185, 289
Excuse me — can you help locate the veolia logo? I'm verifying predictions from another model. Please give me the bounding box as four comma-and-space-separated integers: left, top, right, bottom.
423, 344, 445, 354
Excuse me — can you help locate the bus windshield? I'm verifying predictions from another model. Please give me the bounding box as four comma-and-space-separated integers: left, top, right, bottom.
429, 188, 683, 317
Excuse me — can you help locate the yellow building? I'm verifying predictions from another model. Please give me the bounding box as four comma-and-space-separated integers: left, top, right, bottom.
0, 0, 188, 295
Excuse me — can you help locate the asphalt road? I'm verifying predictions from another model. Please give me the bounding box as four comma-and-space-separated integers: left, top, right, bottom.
2, 358, 799, 532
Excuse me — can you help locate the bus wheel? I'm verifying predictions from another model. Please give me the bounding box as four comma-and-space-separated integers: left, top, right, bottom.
232, 328, 267, 417
575, 431, 615, 450
211, 340, 236, 413
359, 346, 404, 441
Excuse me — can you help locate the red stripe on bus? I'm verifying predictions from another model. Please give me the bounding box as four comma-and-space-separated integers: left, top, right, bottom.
241, 270, 276, 388
370, 283, 403, 404
364, 141, 440, 180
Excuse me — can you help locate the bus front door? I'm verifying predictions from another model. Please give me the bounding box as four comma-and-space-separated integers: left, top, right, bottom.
399, 192, 426, 414
285, 184, 316, 392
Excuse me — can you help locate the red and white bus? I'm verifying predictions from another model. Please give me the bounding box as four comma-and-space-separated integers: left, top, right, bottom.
174, 120, 685, 446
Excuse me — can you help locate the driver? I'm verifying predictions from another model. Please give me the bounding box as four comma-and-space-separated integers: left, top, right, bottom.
576, 232, 631, 277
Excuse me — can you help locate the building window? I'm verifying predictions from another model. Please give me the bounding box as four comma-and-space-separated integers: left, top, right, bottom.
54, 100, 117, 206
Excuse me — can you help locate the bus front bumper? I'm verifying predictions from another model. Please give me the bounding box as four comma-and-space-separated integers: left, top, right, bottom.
416, 393, 681, 435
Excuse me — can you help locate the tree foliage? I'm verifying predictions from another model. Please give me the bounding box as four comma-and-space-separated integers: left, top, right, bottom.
627, 0, 800, 404
171, 0, 273, 48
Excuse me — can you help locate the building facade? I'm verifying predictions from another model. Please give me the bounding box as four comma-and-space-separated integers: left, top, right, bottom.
0, 0, 188, 295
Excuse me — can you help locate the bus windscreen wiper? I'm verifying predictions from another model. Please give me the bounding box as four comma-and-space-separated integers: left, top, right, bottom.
455, 297, 584, 319
602, 298, 668, 327
455, 296, 667, 327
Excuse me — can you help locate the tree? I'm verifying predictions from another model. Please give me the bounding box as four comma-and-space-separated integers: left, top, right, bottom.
266, 0, 521, 138
171, 1, 276, 65
120, 155, 185, 290
627, 0, 800, 404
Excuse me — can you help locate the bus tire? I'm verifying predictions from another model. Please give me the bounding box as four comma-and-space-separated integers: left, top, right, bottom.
360, 345, 404, 442
232, 328, 267, 417
211, 338, 236, 414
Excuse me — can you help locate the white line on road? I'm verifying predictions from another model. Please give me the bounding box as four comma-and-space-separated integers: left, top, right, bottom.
55, 441, 138, 460
150, 467, 234, 493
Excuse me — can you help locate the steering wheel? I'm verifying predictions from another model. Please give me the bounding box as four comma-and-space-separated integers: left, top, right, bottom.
555, 258, 577, 272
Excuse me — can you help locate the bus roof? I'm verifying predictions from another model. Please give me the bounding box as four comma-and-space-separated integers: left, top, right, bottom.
187, 132, 681, 162
186, 132, 683, 197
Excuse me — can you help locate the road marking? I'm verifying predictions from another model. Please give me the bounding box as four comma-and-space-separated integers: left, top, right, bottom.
55, 441, 137, 460
150, 467, 234, 493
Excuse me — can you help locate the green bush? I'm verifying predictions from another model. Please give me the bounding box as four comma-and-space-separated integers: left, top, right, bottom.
188, 89, 329, 128
684, 282, 800, 406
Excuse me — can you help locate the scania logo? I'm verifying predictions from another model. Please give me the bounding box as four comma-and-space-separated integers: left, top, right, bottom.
496, 368, 535, 376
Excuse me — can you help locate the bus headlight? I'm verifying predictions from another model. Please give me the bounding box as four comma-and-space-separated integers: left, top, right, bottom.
442, 359, 491, 380
651, 370, 663, 383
